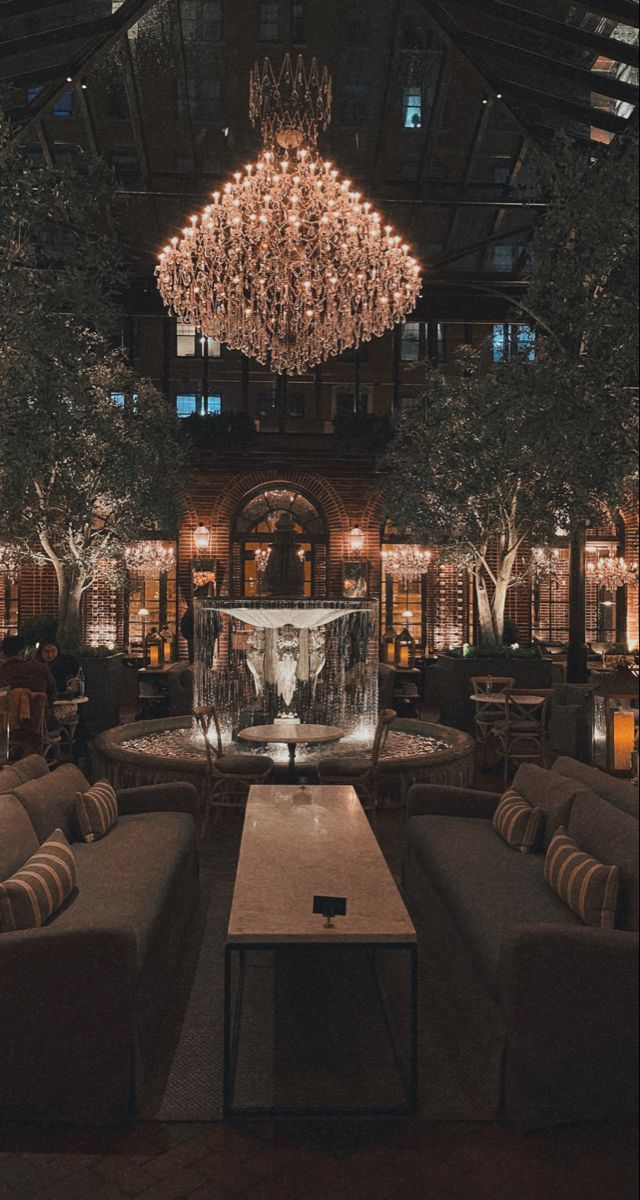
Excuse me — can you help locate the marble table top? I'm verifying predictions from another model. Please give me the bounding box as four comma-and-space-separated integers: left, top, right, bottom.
238, 722, 345, 745
228, 784, 416, 945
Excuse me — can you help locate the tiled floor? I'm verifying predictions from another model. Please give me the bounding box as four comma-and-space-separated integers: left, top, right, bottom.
1, 712, 637, 1200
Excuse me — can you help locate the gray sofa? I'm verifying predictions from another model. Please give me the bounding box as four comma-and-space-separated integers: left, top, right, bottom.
404, 758, 638, 1128
0, 755, 200, 1126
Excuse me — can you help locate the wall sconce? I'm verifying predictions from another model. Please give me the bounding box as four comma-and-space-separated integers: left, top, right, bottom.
349, 524, 364, 554
193, 522, 210, 554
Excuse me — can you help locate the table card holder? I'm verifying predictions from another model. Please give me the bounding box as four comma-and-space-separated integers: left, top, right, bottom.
313, 895, 347, 929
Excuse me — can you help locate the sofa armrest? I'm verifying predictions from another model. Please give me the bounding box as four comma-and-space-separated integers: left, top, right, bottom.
117, 781, 200, 816
406, 783, 498, 819
499, 924, 639, 1125
0, 926, 139, 1124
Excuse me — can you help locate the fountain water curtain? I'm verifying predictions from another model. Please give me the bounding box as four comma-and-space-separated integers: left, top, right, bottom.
193, 597, 379, 743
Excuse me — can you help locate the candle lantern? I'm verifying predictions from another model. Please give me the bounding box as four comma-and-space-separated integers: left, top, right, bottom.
160, 625, 174, 664
145, 628, 164, 669
381, 628, 396, 665
395, 623, 416, 669
592, 664, 639, 776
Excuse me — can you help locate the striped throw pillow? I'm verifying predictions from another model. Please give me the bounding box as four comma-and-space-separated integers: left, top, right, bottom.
545, 827, 619, 929
0, 828, 76, 932
75, 780, 118, 843
492, 787, 544, 853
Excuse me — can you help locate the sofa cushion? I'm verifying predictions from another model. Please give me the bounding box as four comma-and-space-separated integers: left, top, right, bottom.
567, 791, 639, 931
511, 763, 581, 848
544, 827, 619, 930
46, 811, 196, 972
407, 815, 580, 1000
75, 780, 118, 843
0, 754, 49, 794
492, 788, 544, 853
216, 754, 273, 775
319, 757, 369, 777
553, 757, 639, 819
0, 828, 76, 932
0, 794, 40, 882
11, 764, 90, 844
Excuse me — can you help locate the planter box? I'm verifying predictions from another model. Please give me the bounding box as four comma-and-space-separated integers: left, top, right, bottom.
431, 653, 553, 732
77, 653, 125, 735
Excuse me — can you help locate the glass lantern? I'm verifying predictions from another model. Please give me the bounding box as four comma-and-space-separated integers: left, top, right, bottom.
381, 628, 396, 665
395, 625, 415, 669
160, 625, 174, 664
145, 627, 164, 669
592, 665, 639, 775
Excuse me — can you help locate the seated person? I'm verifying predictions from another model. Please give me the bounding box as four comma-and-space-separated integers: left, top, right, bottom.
35, 640, 80, 696
0, 634, 58, 726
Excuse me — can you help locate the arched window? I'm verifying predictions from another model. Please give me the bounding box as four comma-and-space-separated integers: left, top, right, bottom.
232, 486, 327, 598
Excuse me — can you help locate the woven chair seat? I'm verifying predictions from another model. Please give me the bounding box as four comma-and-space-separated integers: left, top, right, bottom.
216, 753, 273, 775
494, 719, 541, 734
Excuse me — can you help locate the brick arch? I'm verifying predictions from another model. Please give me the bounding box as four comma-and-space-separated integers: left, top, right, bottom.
205, 470, 351, 597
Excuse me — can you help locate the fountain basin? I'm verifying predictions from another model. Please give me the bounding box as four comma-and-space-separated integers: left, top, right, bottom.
91, 716, 474, 809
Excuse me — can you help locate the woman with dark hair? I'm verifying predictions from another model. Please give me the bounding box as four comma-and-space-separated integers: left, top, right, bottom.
35, 641, 79, 696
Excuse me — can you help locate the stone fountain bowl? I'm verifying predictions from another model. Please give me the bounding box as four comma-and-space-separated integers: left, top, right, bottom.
91, 715, 474, 809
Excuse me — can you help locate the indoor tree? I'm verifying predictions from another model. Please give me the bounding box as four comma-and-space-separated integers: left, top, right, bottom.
0, 121, 185, 651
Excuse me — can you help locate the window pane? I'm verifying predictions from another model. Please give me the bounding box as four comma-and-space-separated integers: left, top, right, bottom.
492, 324, 506, 362
335, 390, 368, 416
492, 323, 535, 362
176, 394, 197, 417
110, 391, 126, 407
286, 392, 305, 418
517, 325, 536, 361
176, 321, 197, 356
403, 87, 422, 129
207, 337, 221, 357
204, 394, 221, 414
401, 321, 420, 360
53, 90, 73, 117
259, 2, 279, 39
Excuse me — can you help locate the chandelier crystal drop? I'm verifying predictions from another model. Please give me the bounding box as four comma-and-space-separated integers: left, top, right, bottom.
124, 541, 176, 580
381, 544, 431, 586
156, 55, 422, 376
587, 554, 639, 590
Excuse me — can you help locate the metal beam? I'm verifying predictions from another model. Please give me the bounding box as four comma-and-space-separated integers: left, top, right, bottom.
570, 0, 639, 26
418, 0, 539, 142
35, 117, 54, 168
74, 78, 99, 158
371, 0, 401, 185
0, 62, 76, 87
0, 0, 74, 16
455, 27, 639, 106
0, 16, 114, 60
431, 222, 536, 270
443, 0, 640, 67
114, 187, 547, 208
498, 78, 630, 134
5, 0, 164, 151
118, 33, 150, 188
440, 96, 495, 260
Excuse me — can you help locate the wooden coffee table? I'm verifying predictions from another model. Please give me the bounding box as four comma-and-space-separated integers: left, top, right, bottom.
238, 721, 345, 777
224, 783, 418, 1117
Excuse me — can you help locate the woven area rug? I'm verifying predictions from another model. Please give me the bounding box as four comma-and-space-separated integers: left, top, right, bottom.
144, 810, 499, 1123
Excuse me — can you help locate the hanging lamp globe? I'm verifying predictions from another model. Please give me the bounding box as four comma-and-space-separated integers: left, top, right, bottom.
156, 55, 422, 376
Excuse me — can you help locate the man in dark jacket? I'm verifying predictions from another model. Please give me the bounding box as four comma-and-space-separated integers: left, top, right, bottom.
0, 634, 57, 709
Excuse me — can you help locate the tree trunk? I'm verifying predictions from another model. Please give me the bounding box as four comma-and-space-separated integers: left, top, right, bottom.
56, 574, 85, 652
474, 545, 518, 647
475, 575, 500, 647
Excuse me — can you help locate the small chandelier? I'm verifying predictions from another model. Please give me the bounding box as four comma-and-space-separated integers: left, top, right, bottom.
587, 554, 639, 591
531, 546, 561, 585
381, 544, 431, 586
124, 541, 176, 580
156, 55, 421, 375
0, 543, 25, 583
254, 547, 271, 575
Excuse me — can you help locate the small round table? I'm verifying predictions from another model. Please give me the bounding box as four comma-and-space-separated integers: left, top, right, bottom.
53, 695, 89, 758
238, 722, 345, 778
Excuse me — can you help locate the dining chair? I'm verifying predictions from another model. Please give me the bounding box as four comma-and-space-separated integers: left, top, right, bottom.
317, 707, 396, 813
193, 704, 274, 827
492, 694, 550, 781
469, 676, 515, 767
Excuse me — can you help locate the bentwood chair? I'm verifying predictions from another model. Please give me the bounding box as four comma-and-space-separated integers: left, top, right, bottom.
469, 676, 515, 767
492, 693, 550, 781
317, 708, 396, 813
193, 704, 273, 827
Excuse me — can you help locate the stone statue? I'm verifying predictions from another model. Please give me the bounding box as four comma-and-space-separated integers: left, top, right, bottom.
262, 511, 304, 597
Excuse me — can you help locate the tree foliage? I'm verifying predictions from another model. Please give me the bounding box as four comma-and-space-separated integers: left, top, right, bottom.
0, 123, 185, 650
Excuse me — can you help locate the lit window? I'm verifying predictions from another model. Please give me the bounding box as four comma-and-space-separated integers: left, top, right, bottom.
492, 324, 536, 362
203, 394, 221, 414
428, 322, 446, 364
176, 394, 198, 417
110, 392, 126, 407
491, 244, 516, 271
204, 336, 221, 358
259, 2, 279, 40
176, 322, 197, 357
403, 87, 422, 129
26, 87, 42, 104
53, 91, 73, 117
401, 322, 420, 360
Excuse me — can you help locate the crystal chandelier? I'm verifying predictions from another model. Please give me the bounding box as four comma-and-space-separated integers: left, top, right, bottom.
587, 554, 639, 590
254, 547, 271, 575
124, 541, 176, 580
156, 55, 421, 375
0, 543, 24, 583
531, 546, 562, 585
381, 545, 431, 586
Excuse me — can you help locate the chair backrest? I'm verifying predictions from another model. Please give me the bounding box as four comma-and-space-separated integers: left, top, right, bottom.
193, 705, 224, 771
507, 695, 549, 729
470, 676, 515, 695
6, 688, 46, 756
370, 708, 396, 768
